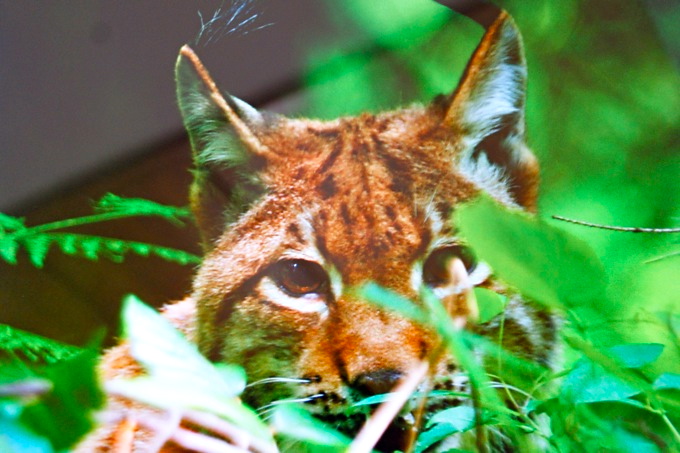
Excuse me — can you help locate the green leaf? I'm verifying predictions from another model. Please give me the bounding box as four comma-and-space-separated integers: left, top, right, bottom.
415, 422, 462, 453
654, 372, 680, 390
115, 296, 270, 440
609, 343, 664, 368
473, 288, 506, 323
20, 350, 103, 451
270, 405, 351, 451
561, 358, 640, 404
600, 425, 662, 453
426, 405, 478, 430
455, 195, 607, 310
416, 406, 489, 453
121, 296, 245, 397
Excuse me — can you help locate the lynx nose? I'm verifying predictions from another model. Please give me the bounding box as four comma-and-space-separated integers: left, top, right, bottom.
353, 370, 403, 396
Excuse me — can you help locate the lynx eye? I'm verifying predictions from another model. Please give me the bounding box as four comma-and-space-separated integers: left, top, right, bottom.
272, 259, 328, 297
423, 246, 476, 287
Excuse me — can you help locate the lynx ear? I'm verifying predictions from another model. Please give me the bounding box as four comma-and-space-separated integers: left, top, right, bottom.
175, 46, 269, 248
445, 12, 538, 209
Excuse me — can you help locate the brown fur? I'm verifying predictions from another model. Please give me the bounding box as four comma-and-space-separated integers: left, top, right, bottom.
79, 11, 555, 452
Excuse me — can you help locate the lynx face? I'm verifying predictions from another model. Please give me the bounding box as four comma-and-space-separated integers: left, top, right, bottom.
177, 11, 555, 451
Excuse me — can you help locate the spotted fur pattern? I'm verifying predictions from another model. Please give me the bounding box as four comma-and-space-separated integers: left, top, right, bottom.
80, 10, 557, 452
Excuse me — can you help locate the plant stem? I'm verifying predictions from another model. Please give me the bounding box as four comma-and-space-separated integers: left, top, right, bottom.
12, 212, 143, 236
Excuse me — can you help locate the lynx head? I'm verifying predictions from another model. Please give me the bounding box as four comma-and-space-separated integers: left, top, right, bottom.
176, 11, 547, 450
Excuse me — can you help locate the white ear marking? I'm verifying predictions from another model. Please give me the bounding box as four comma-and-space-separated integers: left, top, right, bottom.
458, 151, 518, 207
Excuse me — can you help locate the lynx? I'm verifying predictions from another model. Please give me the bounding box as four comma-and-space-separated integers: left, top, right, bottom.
80, 8, 557, 452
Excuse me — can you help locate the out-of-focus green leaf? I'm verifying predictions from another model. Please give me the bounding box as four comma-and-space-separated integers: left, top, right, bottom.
426, 405, 478, 430
609, 343, 664, 369
455, 195, 607, 311
116, 296, 271, 441
121, 295, 244, 397
561, 357, 640, 404
0, 415, 53, 453
342, 0, 449, 45
270, 405, 351, 451
654, 373, 680, 391
474, 288, 506, 324
600, 425, 662, 453
415, 422, 464, 453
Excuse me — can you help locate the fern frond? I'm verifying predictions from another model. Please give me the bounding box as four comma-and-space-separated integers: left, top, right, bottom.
0, 213, 26, 232
11, 232, 202, 268
94, 193, 192, 226
0, 194, 200, 268
0, 324, 82, 366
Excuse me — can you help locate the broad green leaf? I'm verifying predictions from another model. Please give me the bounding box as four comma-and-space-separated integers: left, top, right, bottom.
609, 343, 664, 368
415, 422, 463, 453
474, 288, 506, 323
426, 405, 478, 430
118, 296, 270, 440
455, 195, 607, 310
560, 358, 640, 404
654, 372, 680, 390
270, 405, 350, 451
599, 425, 661, 453
417, 406, 491, 453
121, 296, 245, 398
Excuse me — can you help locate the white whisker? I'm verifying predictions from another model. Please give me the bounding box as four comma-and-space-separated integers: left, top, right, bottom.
256, 394, 326, 414
486, 380, 534, 400
246, 377, 313, 387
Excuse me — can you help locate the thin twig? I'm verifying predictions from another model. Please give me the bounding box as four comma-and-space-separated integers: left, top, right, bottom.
348, 361, 430, 453
552, 215, 680, 233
